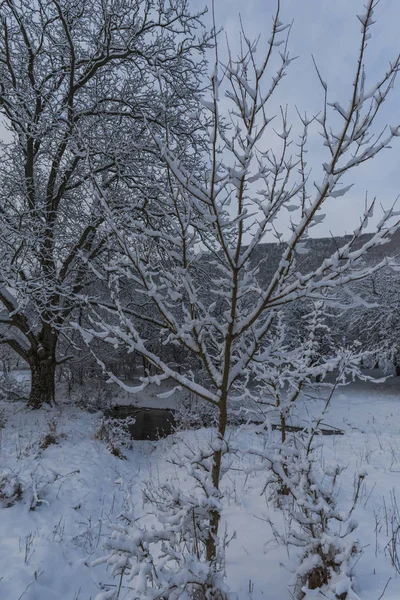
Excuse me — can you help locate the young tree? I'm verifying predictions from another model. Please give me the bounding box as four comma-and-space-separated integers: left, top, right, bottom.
0, 0, 208, 407
82, 0, 400, 586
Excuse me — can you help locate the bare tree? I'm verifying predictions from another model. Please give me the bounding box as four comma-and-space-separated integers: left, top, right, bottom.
82, 0, 400, 588
342, 262, 400, 372
0, 0, 208, 407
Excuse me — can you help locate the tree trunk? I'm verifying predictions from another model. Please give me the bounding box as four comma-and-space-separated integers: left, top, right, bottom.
28, 357, 56, 408
27, 325, 58, 409
206, 393, 227, 563
396, 364, 400, 377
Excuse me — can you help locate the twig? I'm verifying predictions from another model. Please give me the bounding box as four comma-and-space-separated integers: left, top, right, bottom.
377, 577, 392, 600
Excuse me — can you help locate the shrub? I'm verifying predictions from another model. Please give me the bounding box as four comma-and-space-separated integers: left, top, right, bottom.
95, 416, 136, 459
0, 470, 23, 508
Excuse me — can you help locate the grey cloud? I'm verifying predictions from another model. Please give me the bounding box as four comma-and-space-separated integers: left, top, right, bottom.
195, 0, 400, 237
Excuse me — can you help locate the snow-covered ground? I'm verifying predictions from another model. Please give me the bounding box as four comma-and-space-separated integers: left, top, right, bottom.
0, 377, 399, 599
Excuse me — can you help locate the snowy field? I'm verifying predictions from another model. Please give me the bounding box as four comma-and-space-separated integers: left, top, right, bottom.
1, 376, 400, 600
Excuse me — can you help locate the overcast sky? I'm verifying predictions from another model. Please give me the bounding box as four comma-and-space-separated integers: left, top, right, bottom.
195, 0, 400, 238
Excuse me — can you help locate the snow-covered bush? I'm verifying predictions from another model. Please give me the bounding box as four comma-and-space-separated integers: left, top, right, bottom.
1, 463, 71, 511
28, 467, 60, 510
95, 416, 136, 458
94, 440, 235, 600
248, 332, 370, 598
0, 469, 23, 508
39, 418, 60, 450
251, 424, 365, 599
0, 371, 27, 402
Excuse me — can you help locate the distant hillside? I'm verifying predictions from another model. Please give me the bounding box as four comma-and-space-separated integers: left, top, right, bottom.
249, 229, 400, 285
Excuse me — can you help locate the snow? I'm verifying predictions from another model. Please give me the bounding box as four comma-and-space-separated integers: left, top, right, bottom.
108, 379, 188, 409
1, 377, 400, 599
